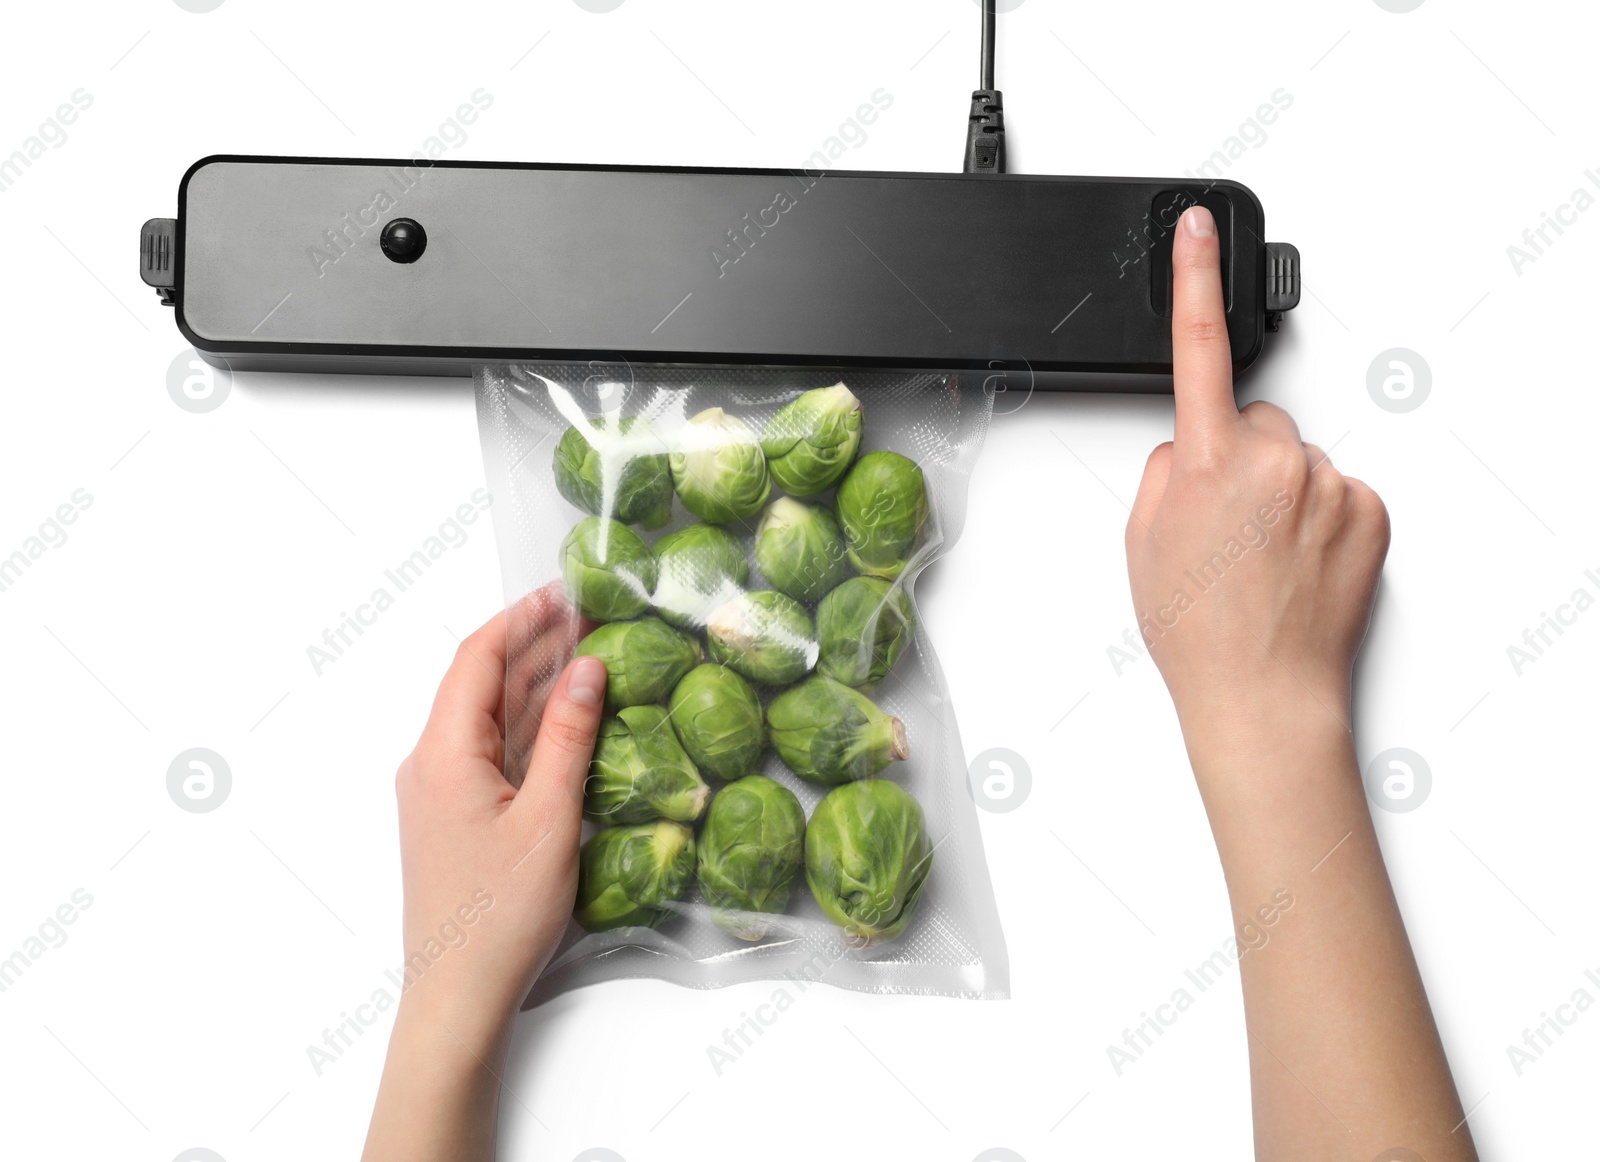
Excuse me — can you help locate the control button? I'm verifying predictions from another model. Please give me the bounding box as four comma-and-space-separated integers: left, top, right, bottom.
1148, 191, 1232, 316
380, 218, 427, 264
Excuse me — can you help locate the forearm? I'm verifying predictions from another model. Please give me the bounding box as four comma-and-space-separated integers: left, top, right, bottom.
1184, 699, 1476, 1162
361, 994, 512, 1162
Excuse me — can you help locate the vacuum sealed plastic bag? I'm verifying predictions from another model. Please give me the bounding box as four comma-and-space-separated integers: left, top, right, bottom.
476, 363, 1008, 1002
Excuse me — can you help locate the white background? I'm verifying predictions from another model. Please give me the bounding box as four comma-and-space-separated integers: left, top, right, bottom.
2, 1, 1596, 1159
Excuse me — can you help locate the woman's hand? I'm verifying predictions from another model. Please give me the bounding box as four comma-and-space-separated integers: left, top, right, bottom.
392, 586, 603, 1039
1123, 206, 1474, 1161
364, 585, 603, 1162
1126, 206, 1389, 750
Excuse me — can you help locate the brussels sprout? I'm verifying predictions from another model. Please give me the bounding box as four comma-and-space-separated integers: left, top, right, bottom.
576, 617, 702, 711
753, 498, 852, 604
696, 776, 807, 941
760, 382, 863, 496
585, 705, 710, 825
805, 780, 932, 944
706, 590, 816, 686
670, 408, 772, 524
651, 522, 749, 631
766, 675, 908, 785
667, 664, 766, 781
815, 577, 915, 688
574, 821, 696, 932
835, 450, 928, 579
553, 416, 674, 529
559, 517, 657, 621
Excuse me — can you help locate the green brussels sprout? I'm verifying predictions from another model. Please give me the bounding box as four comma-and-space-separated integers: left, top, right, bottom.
667, 664, 766, 781
753, 498, 852, 604
574, 821, 696, 932
669, 408, 772, 524
706, 590, 816, 686
559, 517, 657, 621
760, 382, 863, 496
696, 776, 807, 941
835, 450, 928, 580
576, 617, 702, 711
815, 577, 915, 689
585, 705, 710, 825
651, 522, 750, 631
766, 675, 908, 785
805, 779, 932, 944
553, 415, 674, 529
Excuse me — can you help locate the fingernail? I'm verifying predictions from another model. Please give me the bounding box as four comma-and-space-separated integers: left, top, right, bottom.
567, 656, 607, 707
1183, 206, 1215, 239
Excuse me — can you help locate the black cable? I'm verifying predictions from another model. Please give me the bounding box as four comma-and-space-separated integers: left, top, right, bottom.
963, 0, 1006, 174
980, 0, 996, 91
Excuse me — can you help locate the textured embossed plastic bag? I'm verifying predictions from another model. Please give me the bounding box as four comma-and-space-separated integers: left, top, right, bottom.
476, 363, 1008, 1003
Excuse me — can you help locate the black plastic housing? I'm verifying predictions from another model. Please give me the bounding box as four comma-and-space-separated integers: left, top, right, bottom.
157, 155, 1294, 391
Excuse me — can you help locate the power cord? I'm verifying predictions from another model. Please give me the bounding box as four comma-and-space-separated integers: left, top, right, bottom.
964, 0, 1006, 174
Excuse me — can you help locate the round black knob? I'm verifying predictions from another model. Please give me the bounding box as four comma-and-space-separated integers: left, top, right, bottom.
380, 218, 427, 264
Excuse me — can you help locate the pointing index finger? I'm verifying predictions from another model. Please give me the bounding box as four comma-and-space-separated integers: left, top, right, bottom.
1170, 206, 1239, 447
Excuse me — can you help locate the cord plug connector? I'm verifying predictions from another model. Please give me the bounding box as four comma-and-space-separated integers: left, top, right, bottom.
963, 89, 1006, 175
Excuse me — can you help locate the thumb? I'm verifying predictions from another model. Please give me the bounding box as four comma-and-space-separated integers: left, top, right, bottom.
512, 655, 607, 826
1128, 441, 1173, 541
